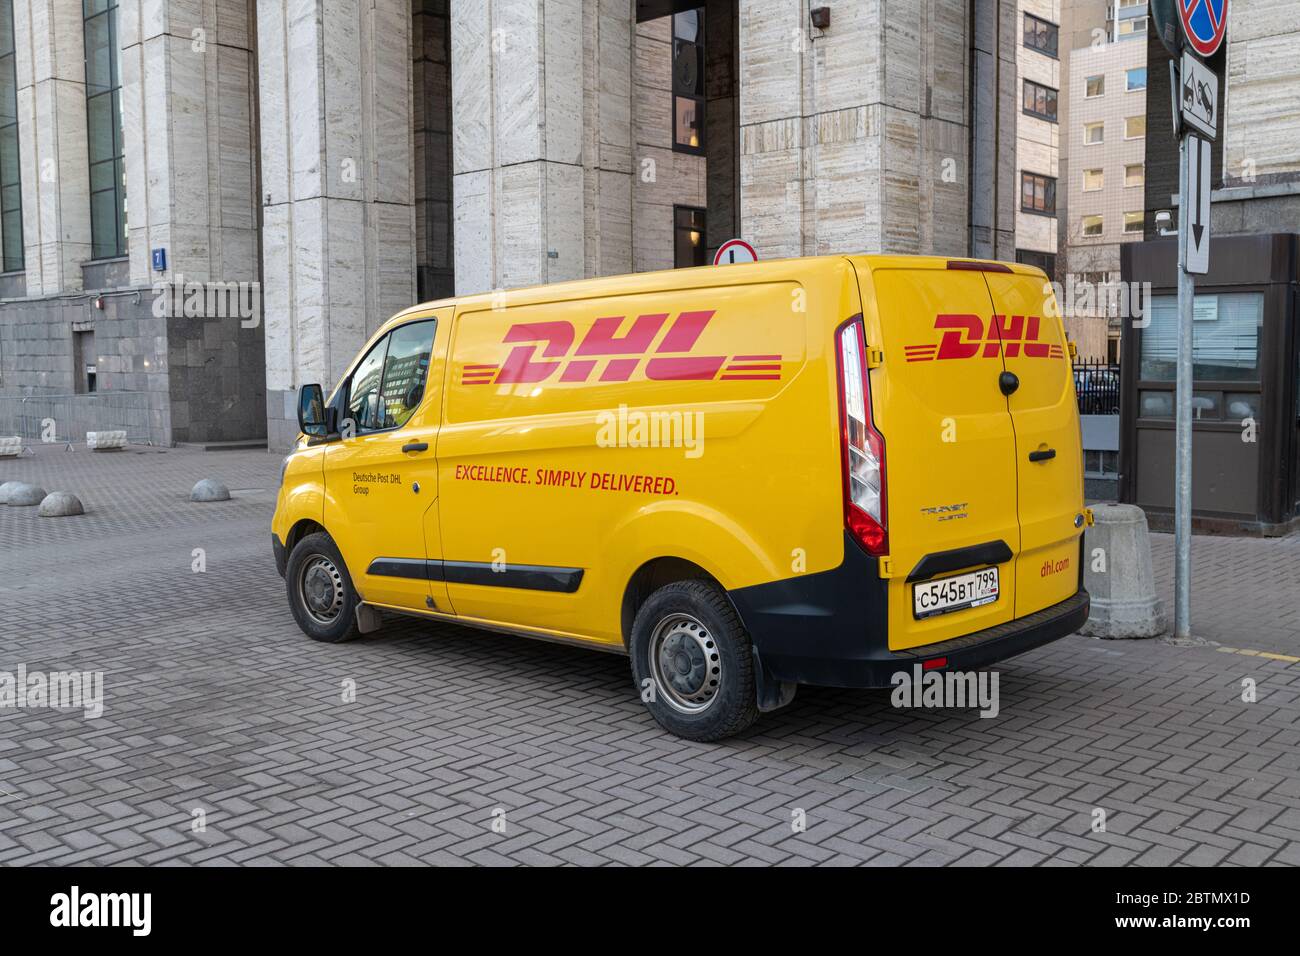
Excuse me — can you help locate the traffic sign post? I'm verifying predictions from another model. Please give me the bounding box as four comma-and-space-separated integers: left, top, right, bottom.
1170, 0, 1226, 642
1174, 129, 1197, 641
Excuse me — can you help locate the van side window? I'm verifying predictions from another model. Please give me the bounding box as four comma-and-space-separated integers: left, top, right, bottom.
379, 320, 437, 429
346, 335, 391, 433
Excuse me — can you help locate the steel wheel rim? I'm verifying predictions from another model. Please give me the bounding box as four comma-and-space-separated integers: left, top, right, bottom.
648, 612, 721, 714
299, 554, 345, 626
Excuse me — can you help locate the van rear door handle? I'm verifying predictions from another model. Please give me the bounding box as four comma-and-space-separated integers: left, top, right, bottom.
402, 442, 429, 453
1028, 448, 1056, 462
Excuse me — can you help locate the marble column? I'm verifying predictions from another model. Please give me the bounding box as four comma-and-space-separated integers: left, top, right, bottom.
258, 0, 416, 448
451, 0, 633, 295
14, 0, 91, 295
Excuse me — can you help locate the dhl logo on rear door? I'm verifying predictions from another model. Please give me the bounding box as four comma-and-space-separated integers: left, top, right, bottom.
904, 314, 1065, 363
461, 310, 782, 385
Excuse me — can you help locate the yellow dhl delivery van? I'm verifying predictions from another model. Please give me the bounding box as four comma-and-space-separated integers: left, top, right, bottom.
273, 254, 1090, 741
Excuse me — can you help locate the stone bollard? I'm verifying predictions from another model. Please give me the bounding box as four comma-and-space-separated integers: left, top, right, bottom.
38, 492, 85, 517
191, 478, 231, 502
1080, 503, 1165, 639
0, 436, 20, 457
3, 482, 47, 507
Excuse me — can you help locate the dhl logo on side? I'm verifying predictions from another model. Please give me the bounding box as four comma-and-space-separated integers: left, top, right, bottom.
904, 314, 1065, 363
460, 310, 782, 386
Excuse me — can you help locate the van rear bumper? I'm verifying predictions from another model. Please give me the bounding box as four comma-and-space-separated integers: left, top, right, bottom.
729, 533, 1089, 689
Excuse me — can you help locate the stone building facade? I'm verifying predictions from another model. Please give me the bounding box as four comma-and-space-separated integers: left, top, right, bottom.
0, 0, 1025, 451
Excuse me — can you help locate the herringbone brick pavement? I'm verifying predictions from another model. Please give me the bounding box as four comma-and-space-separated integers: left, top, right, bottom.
0, 444, 1297, 865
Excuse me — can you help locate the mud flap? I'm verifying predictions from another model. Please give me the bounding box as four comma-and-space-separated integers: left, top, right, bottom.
355, 603, 384, 635
752, 646, 797, 713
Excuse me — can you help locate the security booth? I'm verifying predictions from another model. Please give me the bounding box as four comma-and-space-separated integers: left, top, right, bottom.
1118, 233, 1300, 536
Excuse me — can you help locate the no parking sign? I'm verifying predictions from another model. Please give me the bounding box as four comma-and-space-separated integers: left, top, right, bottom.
1177, 0, 1228, 58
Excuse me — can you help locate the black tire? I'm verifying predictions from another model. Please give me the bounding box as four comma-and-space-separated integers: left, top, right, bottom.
285, 532, 361, 643
629, 580, 759, 741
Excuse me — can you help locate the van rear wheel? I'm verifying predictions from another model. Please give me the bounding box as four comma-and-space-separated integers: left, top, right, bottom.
286, 532, 361, 643
630, 580, 759, 741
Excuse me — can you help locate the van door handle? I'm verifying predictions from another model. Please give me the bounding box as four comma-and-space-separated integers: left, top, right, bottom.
402, 442, 429, 453
1028, 448, 1056, 462
998, 371, 1019, 396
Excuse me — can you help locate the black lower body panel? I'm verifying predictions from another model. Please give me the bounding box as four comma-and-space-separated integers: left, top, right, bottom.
728, 532, 1089, 688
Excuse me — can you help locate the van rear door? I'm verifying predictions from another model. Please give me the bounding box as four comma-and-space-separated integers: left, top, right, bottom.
855, 261, 1019, 651
980, 268, 1085, 617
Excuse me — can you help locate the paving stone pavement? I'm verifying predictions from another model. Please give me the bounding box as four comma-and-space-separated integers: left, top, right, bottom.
0, 443, 1298, 866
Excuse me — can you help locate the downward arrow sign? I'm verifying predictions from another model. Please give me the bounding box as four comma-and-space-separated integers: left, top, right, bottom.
1191, 136, 1205, 250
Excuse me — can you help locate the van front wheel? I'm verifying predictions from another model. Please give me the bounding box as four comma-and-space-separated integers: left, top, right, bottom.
629, 580, 759, 741
286, 532, 361, 643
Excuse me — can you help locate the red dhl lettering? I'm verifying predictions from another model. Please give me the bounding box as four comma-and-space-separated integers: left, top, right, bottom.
904, 314, 1066, 362
459, 310, 783, 385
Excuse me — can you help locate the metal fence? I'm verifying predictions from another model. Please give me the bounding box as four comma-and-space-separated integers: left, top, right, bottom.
0, 392, 164, 449
1073, 361, 1121, 416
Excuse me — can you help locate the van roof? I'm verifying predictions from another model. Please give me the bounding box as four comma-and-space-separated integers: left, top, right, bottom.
381, 253, 1050, 330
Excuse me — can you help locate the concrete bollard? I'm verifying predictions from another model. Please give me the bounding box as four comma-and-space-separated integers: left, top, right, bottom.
1080, 503, 1166, 639
38, 492, 85, 517
3, 482, 47, 507
191, 478, 231, 502
0, 436, 20, 457
87, 430, 127, 450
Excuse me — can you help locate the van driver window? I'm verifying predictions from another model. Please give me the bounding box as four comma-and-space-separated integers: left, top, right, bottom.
379, 320, 437, 429
346, 336, 390, 432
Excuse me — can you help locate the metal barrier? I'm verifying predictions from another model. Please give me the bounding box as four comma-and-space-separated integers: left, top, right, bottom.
1073, 360, 1121, 416
0, 392, 164, 450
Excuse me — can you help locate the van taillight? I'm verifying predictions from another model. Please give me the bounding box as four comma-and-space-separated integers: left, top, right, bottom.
836, 319, 887, 555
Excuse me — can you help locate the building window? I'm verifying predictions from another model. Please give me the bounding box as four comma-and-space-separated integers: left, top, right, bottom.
1085, 75, 1105, 98
84, 0, 126, 260
0, 0, 19, 274
1084, 121, 1105, 145
1020, 172, 1057, 216
1022, 79, 1058, 122
1015, 249, 1056, 276
1118, 16, 1147, 40
1125, 163, 1145, 187
1123, 211, 1144, 234
672, 9, 705, 154
1082, 214, 1104, 237
1126, 67, 1147, 91
73, 329, 96, 393
673, 206, 706, 268
1125, 115, 1146, 139
1023, 13, 1058, 56
1140, 293, 1264, 382
1083, 169, 1104, 191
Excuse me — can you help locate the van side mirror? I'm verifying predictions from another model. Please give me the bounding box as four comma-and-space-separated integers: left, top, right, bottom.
297, 384, 329, 438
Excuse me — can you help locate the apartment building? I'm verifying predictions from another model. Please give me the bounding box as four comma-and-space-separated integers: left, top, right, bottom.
1014, 0, 1062, 277
1061, 3, 1148, 359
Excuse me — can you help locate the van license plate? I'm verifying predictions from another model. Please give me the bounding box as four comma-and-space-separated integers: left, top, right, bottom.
913, 567, 999, 620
